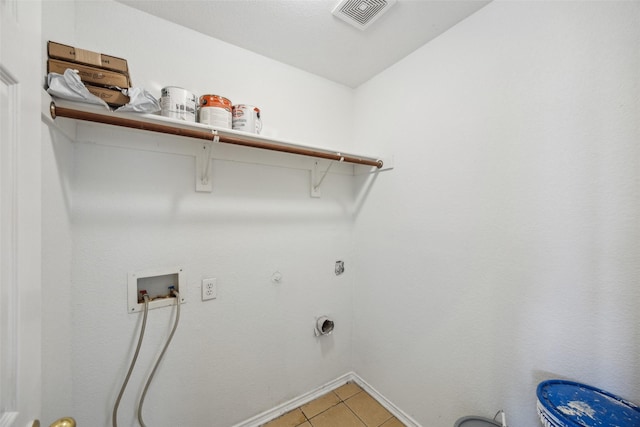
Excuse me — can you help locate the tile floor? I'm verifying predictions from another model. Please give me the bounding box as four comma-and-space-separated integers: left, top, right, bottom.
262, 382, 406, 427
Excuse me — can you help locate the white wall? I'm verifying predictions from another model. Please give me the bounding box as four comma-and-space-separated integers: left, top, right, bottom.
41, 1, 640, 426
42, 1, 358, 426
352, 1, 640, 426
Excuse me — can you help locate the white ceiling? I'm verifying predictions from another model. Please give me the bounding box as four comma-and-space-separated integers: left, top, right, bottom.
116, 0, 491, 88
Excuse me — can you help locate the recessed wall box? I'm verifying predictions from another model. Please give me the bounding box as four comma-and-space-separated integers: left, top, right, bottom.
128, 266, 185, 313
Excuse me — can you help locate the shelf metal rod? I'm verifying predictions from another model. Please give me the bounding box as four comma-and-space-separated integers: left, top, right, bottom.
50, 103, 216, 141
50, 102, 383, 169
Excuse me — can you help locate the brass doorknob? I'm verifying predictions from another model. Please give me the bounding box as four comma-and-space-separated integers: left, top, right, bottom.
50, 417, 76, 427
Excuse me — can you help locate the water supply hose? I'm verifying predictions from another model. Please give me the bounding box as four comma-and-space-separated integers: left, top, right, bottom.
112, 295, 150, 427
137, 290, 181, 427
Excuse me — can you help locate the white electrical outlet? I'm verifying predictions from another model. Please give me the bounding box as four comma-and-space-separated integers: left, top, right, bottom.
201, 278, 217, 301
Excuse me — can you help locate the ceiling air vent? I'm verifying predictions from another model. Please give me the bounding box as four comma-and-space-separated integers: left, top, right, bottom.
331, 0, 397, 31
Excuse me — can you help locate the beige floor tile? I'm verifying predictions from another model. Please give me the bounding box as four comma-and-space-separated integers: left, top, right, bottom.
296, 423, 312, 427
309, 403, 366, 427
380, 417, 406, 427
263, 408, 307, 427
301, 392, 340, 419
345, 391, 393, 427
334, 382, 363, 401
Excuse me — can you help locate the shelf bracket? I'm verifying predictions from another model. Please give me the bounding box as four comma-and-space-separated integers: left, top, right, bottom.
311, 158, 340, 198
195, 131, 217, 192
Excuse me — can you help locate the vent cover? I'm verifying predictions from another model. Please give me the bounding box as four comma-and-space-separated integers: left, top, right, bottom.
331, 0, 397, 30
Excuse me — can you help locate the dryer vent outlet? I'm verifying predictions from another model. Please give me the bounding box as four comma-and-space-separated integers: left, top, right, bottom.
331, 0, 397, 30
315, 316, 335, 337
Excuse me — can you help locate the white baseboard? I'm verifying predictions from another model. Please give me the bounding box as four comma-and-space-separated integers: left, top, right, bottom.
350, 373, 422, 427
230, 372, 353, 427
231, 371, 422, 427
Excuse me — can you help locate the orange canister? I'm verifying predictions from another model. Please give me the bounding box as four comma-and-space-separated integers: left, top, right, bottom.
198, 94, 232, 129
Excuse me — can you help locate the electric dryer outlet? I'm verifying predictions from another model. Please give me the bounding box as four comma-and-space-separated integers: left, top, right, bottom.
201, 278, 217, 301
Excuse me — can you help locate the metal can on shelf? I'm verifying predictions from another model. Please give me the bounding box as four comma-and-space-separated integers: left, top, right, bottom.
232, 104, 262, 134
198, 94, 232, 129
160, 86, 197, 122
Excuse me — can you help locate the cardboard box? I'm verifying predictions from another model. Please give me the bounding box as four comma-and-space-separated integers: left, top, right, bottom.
48, 41, 129, 74
85, 85, 130, 107
48, 59, 130, 88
